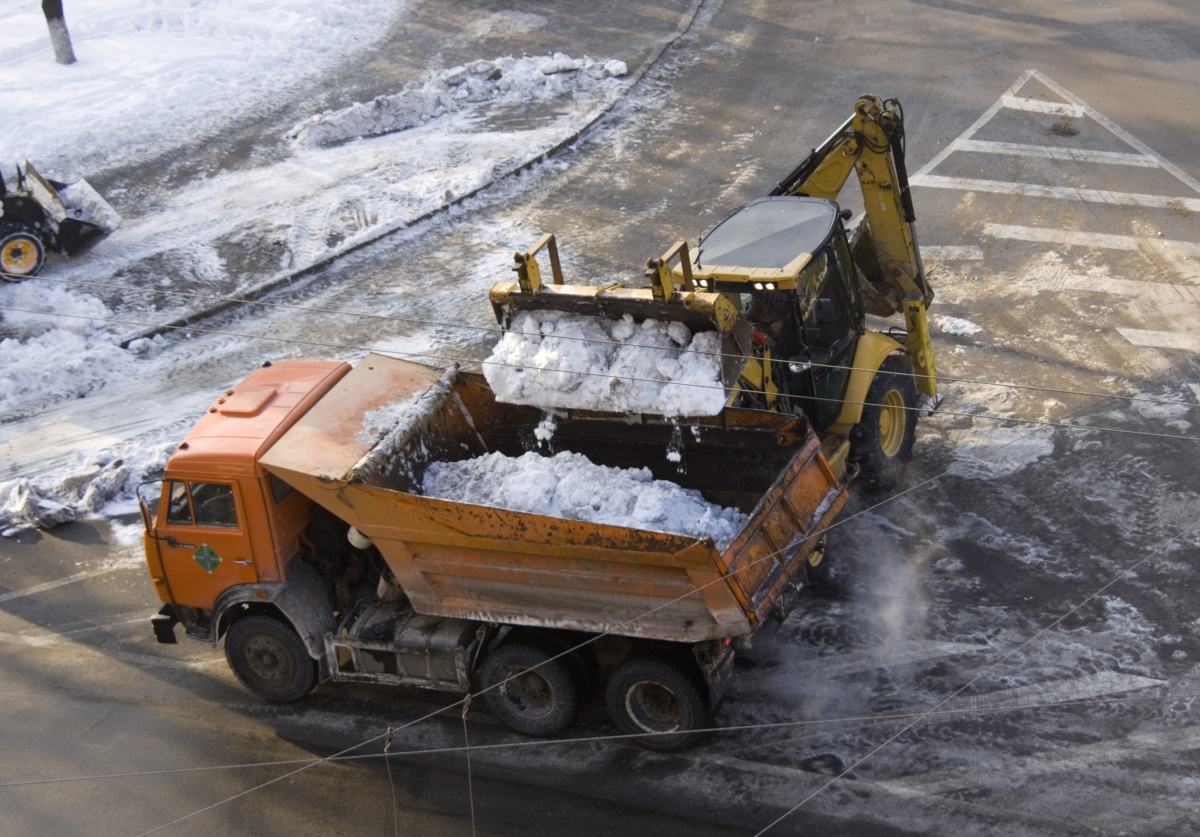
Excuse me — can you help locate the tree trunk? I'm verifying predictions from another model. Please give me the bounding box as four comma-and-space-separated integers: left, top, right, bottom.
42, 0, 77, 65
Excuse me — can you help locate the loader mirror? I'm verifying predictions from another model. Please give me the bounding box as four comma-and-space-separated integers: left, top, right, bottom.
811, 298, 836, 325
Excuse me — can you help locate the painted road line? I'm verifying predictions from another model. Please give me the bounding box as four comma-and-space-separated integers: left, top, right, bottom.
1117, 328, 1200, 352
1014, 271, 1200, 304
984, 223, 1200, 258
912, 69, 1036, 180
1031, 69, 1200, 195
1000, 94, 1084, 118
921, 245, 984, 260
911, 175, 1200, 212
0, 559, 140, 604
0, 631, 57, 648
939, 671, 1164, 713
952, 139, 1159, 167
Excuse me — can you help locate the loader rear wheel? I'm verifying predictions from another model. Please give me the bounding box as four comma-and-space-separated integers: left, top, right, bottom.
479, 640, 579, 736
606, 654, 710, 752
0, 226, 45, 280
225, 615, 318, 703
851, 355, 917, 488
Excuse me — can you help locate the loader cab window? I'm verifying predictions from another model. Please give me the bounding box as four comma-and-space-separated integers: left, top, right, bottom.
799, 248, 856, 358
163, 480, 240, 529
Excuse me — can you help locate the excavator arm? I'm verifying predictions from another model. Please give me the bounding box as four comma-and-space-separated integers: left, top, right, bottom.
770, 94, 937, 404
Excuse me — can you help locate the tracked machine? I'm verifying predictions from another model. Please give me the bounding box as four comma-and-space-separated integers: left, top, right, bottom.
490, 94, 940, 486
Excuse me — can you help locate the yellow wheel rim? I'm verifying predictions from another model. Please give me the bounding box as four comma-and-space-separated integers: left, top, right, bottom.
2, 237, 38, 274
878, 389, 906, 457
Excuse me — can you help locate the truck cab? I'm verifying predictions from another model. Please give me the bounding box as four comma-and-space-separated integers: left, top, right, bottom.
139, 360, 350, 640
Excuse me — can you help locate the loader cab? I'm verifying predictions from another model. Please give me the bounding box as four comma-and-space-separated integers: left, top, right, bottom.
690, 197, 863, 428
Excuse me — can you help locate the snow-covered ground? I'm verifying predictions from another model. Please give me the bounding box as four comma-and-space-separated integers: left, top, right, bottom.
0, 1, 636, 534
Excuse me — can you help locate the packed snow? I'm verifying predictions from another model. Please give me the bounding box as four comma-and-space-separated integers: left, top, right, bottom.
0, 2, 641, 534
484, 311, 729, 416
289, 55, 626, 149
0, 0, 407, 177
421, 450, 748, 551
933, 315, 983, 337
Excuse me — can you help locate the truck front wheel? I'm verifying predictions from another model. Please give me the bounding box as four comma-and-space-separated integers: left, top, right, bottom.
479, 640, 579, 737
225, 615, 318, 702
606, 654, 711, 751
850, 355, 917, 488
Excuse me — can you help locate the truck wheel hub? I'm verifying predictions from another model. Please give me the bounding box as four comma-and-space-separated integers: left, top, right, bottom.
627, 681, 683, 731
245, 635, 293, 682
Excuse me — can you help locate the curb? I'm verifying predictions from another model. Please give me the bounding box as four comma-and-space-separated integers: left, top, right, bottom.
118, 0, 709, 349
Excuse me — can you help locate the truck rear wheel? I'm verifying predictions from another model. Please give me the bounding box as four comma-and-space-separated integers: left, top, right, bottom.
606, 654, 711, 751
479, 640, 579, 737
850, 355, 917, 488
0, 226, 45, 280
225, 615, 318, 703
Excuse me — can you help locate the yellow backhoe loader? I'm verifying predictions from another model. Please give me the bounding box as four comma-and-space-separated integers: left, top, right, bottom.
489, 94, 940, 487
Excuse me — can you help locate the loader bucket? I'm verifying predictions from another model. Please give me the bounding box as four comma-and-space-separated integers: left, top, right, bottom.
487, 235, 755, 414
22, 161, 121, 255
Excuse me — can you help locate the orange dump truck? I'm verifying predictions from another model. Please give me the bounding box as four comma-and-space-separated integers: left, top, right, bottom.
138, 353, 847, 749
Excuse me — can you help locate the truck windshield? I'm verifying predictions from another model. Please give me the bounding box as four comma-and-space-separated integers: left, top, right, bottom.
164, 480, 240, 529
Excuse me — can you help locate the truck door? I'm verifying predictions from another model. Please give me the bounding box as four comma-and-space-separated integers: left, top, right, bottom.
799, 244, 860, 429
154, 479, 258, 610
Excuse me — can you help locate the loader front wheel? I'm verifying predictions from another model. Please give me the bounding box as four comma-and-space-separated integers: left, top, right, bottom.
0, 226, 45, 280
606, 654, 710, 752
479, 640, 579, 737
225, 615, 318, 703
851, 355, 917, 488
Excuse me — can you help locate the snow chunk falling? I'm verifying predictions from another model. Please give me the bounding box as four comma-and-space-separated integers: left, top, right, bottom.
422, 450, 748, 551
484, 311, 729, 416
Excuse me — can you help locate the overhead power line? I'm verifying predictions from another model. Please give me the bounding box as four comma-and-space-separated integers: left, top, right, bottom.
10, 270, 1199, 412
2, 303, 1197, 444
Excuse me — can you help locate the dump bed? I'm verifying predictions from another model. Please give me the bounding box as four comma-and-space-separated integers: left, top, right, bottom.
260, 354, 847, 642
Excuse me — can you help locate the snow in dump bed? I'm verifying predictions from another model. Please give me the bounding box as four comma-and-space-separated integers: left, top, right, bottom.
422, 450, 748, 552
484, 311, 728, 416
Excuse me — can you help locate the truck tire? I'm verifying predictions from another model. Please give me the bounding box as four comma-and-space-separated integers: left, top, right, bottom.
606, 654, 711, 752
508, 629, 599, 699
479, 640, 579, 737
850, 355, 917, 488
0, 226, 45, 280
225, 615, 318, 703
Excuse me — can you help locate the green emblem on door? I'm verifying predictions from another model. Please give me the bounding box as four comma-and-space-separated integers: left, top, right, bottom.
194, 544, 221, 573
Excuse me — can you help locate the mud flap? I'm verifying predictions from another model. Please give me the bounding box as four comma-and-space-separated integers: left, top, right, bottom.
151, 604, 179, 644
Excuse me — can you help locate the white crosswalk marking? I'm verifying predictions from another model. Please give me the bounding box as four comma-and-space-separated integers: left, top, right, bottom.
952, 138, 1159, 167
915, 69, 1200, 355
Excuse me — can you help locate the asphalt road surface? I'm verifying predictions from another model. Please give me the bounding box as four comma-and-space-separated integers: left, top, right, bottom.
3, 1, 1199, 834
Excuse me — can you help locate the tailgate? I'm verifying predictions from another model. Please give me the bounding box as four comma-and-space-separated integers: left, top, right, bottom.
719, 432, 847, 626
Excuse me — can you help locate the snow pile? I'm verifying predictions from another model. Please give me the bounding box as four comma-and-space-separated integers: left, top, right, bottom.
0, 0, 406, 176
933, 315, 983, 337
59, 179, 123, 233
484, 311, 729, 416
350, 367, 458, 483
422, 450, 748, 551
0, 282, 158, 415
0, 439, 176, 537
289, 54, 628, 148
